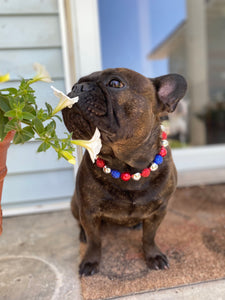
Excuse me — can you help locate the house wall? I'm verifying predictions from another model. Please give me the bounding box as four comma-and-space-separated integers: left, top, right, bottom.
0, 0, 75, 210
168, 14, 225, 101
169, 42, 187, 79
207, 16, 225, 99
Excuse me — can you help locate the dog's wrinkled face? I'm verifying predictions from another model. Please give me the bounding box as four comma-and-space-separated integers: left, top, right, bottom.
63, 68, 155, 140
62, 68, 187, 164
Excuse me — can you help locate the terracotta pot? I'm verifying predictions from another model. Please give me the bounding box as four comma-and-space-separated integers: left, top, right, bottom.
0, 131, 15, 235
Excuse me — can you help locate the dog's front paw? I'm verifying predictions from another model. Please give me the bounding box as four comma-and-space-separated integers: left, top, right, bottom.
79, 260, 99, 276
146, 253, 169, 270
145, 246, 169, 271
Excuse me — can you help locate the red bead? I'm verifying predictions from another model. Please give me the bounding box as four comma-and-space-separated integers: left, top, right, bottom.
159, 146, 167, 157
96, 157, 105, 168
141, 168, 151, 177
161, 131, 167, 140
121, 172, 131, 181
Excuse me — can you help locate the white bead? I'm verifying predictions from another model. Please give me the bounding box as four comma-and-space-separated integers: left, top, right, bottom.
132, 172, 141, 181
150, 163, 158, 171
103, 166, 111, 174
161, 139, 169, 147
160, 124, 166, 131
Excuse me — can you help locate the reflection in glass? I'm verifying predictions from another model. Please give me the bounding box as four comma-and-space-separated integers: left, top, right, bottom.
98, 0, 225, 146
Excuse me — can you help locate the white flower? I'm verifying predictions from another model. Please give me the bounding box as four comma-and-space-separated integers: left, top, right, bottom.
33, 63, 53, 83
51, 86, 79, 115
71, 128, 102, 163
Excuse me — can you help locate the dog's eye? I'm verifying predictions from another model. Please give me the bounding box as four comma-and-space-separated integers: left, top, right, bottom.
108, 79, 124, 88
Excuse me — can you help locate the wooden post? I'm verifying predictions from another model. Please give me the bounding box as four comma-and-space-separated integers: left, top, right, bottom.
186, 0, 209, 145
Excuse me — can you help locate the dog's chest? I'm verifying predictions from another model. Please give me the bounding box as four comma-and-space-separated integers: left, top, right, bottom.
99, 190, 160, 223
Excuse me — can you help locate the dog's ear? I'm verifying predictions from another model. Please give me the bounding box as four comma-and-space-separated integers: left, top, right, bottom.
151, 74, 187, 113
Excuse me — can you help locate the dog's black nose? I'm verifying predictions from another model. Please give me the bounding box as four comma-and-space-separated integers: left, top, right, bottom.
71, 82, 95, 95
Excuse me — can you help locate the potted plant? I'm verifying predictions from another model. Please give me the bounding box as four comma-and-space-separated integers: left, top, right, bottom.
0, 64, 101, 234
197, 99, 225, 144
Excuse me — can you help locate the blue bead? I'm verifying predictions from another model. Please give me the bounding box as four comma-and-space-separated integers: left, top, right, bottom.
111, 170, 120, 179
154, 154, 163, 165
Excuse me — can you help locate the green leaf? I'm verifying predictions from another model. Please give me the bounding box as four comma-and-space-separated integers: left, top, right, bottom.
45, 102, 53, 115
4, 118, 18, 132
0, 110, 9, 141
37, 142, 51, 152
0, 95, 11, 112
33, 117, 44, 134
22, 112, 35, 120
23, 104, 36, 116
4, 110, 17, 118
17, 101, 25, 110
23, 93, 36, 104
9, 96, 18, 109
13, 126, 34, 144
27, 86, 35, 93
19, 78, 28, 90
23, 126, 33, 134
6, 108, 23, 121
13, 131, 25, 144
0, 87, 18, 95
22, 126, 35, 140
53, 114, 62, 122
45, 120, 56, 134
17, 110, 23, 121
36, 108, 48, 121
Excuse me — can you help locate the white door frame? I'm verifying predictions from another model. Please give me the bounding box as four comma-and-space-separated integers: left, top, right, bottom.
58, 0, 102, 169
58, 0, 102, 90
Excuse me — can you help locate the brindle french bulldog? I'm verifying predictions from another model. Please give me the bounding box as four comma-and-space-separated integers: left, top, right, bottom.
62, 68, 187, 276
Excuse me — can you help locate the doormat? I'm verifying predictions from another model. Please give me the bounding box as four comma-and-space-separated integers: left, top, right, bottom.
80, 184, 225, 300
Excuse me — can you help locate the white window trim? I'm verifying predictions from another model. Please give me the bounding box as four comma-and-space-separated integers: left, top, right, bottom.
173, 144, 225, 186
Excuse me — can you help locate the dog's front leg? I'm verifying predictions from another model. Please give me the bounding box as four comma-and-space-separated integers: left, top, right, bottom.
142, 204, 169, 270
79, 212, 101, 276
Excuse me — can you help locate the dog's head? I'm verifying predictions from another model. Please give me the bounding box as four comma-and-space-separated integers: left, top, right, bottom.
62, 68, 187, 168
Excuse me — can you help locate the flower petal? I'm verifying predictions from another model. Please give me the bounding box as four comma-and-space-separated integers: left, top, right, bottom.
0, 73, 10, 83
33, 63, 53, 83
60, 150, 76, 165
51, 86, 79, 115
71, 128, 102, 163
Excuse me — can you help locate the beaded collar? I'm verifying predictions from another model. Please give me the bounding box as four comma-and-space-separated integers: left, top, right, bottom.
95, 125, 169, 182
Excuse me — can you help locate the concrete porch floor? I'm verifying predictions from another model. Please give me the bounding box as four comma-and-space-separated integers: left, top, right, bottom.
0, 210, 224, 300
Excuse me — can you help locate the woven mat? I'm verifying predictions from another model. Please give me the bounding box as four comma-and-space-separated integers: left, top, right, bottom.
80, 184, 225, 300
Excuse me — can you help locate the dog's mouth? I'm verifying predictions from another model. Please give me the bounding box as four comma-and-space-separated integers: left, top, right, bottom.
62, 81, 117, 142
63, 105, 94, 140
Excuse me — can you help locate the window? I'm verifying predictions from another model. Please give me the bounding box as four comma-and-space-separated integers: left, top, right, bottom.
98, 0, 225, 186
98, 0, 225, 147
